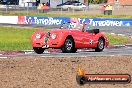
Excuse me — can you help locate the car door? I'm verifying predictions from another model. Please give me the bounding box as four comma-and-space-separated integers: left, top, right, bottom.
72, 30, 95, 48
70, 23, 95, 48
81, 31, 95, 48
81, 24, 96, 48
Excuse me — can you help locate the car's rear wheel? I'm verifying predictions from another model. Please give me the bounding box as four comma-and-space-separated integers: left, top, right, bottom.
33, 47, 45, 54
62, 38, 76, 53
73, 48, 77, 53
95, 38, 104, 52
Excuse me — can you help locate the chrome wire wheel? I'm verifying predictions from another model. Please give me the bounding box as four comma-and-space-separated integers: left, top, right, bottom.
62, 38, 76, 53
95, 38, 104, 52
98, 39, 104, 50
66, 39, 73, 51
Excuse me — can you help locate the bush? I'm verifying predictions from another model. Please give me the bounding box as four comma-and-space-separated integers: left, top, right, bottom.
90, 0, 107, 4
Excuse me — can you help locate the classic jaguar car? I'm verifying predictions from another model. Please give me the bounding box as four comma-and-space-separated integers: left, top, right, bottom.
31, 22, 108, 54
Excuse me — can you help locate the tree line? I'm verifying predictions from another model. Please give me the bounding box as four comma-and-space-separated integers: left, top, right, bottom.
89, 0, 107, 4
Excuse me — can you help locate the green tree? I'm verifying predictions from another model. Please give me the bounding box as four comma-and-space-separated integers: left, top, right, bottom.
89, 0, 107, 4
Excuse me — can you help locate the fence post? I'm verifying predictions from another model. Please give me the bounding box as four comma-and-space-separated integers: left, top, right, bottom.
72, 8, 75, 15
27, 2, 29, 15
6, 5, 8, 13
61, 7, 62, 15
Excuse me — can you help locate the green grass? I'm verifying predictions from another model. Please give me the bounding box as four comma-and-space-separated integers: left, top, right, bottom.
0, 26, 130, 50
1, 12, 132, 18
0, 26, 38, 50
106, 33, 129, 45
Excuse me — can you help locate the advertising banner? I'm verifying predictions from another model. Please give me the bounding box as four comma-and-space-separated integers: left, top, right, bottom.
0, 16, 18, 24
17, 16, 70, 25
17, 16, 132, 27
70, 18, 132, 26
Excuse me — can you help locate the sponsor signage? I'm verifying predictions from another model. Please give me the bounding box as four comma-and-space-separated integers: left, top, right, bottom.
76, 65, 131, 85
70, 18, 132, 26
16, 16, 132, 27
17, 16, 70, 25
77, 74, 131, 85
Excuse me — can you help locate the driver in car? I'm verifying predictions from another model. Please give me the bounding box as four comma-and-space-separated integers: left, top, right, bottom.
69, 22, 76, 29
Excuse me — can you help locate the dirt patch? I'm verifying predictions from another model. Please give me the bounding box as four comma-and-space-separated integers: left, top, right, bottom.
0, 51, 24, 55
0, 56, 132, 88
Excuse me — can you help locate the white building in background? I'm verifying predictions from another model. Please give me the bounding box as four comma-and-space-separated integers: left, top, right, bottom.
1, 0, 86, 7
19, 0, 36, 7
40, 0, 84, 8
18, 0, 85, 7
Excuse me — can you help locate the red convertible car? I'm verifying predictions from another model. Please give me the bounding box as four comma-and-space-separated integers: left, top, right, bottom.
31, 22, 108, 54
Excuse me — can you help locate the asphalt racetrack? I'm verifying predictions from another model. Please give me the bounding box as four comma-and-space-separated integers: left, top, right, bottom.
0, 24, 132, 88
0, 24, 132, 57
0, 45, 131, 58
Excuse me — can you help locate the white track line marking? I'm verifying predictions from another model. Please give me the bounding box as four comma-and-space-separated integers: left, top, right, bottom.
118, 34, 125, 36
44, 51, 50, 53
40, 56, 87, 58
0, 57, 7, 59
111, 33, 115, 35
25, 52, 34, 54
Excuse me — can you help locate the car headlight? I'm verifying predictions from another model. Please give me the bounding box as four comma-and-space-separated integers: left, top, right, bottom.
36, 34, 41, 39
51, 33, 56, 39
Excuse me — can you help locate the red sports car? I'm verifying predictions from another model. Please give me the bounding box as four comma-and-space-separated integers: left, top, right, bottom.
31, 22, 108, 54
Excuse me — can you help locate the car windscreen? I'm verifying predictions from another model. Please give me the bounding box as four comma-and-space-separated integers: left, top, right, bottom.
60, 23, 83, 30
83, 23, 95, 32
69, 23, 83, 30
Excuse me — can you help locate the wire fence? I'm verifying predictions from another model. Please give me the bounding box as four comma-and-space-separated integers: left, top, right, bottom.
0, 4, 132, 15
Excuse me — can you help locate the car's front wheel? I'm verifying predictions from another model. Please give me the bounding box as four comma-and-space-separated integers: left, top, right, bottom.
33, 47, 45, 54
95, 38, 105, 52
62, 38, 76, 53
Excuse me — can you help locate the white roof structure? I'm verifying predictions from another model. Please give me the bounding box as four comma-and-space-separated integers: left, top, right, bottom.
18, 0, 84, 7
40, 0, 84, 8
19, 0, 36, 7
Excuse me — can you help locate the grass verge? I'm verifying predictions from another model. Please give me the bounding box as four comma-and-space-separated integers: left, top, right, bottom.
0, 26, 131, 50
0, 26, 38, 50
1, 12, 132, 18
106, 33, 130, 45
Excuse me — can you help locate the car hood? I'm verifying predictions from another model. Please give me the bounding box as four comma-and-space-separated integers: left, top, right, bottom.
49, 29, 68, 33
49, 29, 81, 34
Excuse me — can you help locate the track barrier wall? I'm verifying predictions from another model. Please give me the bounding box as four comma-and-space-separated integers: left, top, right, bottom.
0, 16, 132, 26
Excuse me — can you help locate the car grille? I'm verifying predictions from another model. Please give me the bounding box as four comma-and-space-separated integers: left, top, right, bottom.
44, 32, 50, 44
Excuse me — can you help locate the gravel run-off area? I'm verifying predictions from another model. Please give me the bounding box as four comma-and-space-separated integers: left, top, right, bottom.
0, 56, 132, 88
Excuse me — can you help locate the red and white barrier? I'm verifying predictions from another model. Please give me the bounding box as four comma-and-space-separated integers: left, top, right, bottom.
0, 16, 18, 24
